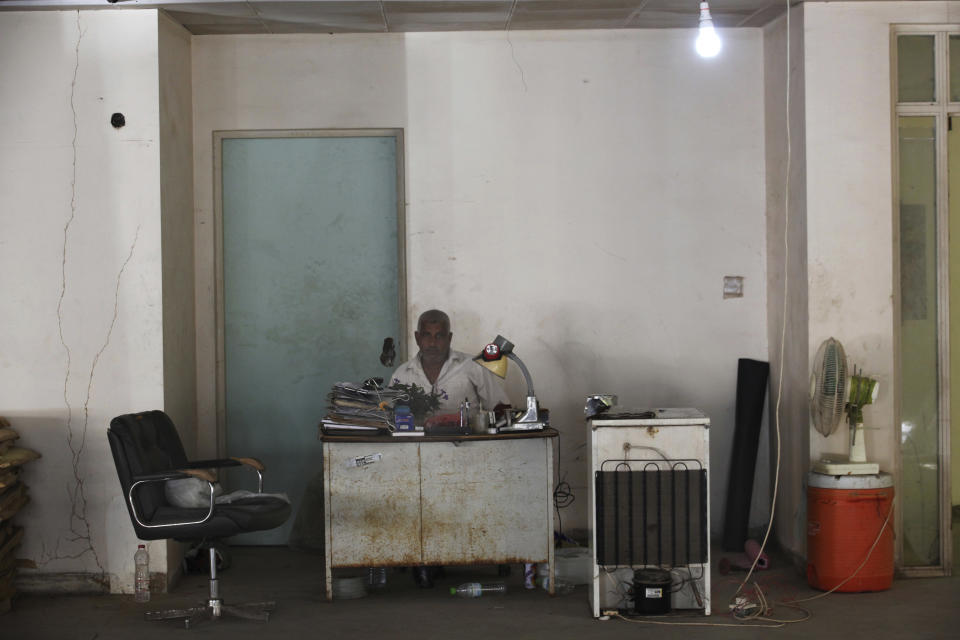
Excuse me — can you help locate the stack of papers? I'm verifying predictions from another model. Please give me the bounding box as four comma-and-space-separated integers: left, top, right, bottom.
321, 381, 411, 435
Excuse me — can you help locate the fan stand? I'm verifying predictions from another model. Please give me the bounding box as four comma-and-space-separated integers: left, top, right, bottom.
813, 421, 879, 475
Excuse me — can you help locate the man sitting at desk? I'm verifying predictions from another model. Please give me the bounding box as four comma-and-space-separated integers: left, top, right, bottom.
390, 308, 509, 415
390, 308, 510, 589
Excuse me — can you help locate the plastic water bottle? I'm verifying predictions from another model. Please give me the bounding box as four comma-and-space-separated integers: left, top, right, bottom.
134, 544, 150, 603
449, 582, 506, 598
539, 576, 576, 595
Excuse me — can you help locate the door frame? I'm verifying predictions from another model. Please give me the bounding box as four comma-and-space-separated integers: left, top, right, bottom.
212, 128, 407, 456
891, 26, 953, 576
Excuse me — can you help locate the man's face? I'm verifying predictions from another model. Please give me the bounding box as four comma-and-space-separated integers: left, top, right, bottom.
415, 321, 452, 367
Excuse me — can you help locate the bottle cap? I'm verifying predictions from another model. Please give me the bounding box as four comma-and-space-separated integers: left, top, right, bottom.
449, 587, 456, 595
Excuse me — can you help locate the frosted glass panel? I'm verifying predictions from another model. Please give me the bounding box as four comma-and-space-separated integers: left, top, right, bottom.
898, 116, 940, 567
950, 117, 960, 571
951, 36, 960, 102
222, 136, 401, 545
898, 35, 935, 103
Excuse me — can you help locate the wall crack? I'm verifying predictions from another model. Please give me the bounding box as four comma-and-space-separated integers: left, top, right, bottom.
505, 1, 528, 92
46, 11, 139, 583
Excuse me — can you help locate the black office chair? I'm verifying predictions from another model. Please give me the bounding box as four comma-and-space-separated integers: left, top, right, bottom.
108, 410, 291, 628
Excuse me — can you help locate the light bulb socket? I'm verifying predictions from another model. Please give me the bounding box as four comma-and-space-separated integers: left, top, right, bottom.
699, 1, 713, 25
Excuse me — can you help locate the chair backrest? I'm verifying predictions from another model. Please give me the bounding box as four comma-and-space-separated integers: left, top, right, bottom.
108, 411, 190, 530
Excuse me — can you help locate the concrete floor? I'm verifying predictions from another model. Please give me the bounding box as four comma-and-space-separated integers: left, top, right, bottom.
2, 546, 959, 640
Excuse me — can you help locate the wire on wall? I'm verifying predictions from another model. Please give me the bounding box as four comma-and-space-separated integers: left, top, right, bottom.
731, 0, 793, 604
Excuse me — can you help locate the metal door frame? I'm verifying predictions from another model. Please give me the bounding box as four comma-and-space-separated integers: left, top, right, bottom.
212, 128, 407, 456
891, 26, 954, 576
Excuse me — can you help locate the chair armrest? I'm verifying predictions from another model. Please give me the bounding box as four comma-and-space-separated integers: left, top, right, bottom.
230, 456, 265, 472
182, 457, 264, 472
178, 468, 218, 484
179, 457, 267, 492
127, 474, 216, 530
180, 458, 242, 470
133, 468, 218, 484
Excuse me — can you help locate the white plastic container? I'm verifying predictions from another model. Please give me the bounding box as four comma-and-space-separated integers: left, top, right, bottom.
557, 547, 592, 584
538, 547, 592, 587
332, 575, 367, 599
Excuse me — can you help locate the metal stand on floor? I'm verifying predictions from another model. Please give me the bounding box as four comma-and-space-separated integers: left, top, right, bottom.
145, 547, 276, 629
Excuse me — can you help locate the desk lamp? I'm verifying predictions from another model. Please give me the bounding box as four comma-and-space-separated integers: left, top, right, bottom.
475, 335, 547, 432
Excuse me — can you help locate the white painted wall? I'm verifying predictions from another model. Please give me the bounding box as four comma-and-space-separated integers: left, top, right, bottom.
159, 13, 196, 453
0, 10, 166, 593
803, 2, 960, 473
193, 28, 770, 536
804, 0, 960, 524
761, 1, 960, 563
158, 11, 195, 586
764, 6, 810, 562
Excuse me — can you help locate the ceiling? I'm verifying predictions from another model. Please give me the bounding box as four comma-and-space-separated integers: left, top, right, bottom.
0, 1, 909, 35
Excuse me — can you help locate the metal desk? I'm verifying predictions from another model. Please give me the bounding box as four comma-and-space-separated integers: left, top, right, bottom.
321, 429, 557, 599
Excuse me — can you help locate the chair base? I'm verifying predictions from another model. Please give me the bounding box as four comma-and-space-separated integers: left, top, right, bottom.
145, 599, 275, 629
143, 547, 275, 628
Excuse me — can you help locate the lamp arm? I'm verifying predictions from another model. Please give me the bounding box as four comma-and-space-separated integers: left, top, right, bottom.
505, 352, 535, 397
505, 352, 541, 425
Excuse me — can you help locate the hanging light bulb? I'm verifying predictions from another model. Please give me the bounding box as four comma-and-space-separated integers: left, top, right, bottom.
695, 1, 722, 58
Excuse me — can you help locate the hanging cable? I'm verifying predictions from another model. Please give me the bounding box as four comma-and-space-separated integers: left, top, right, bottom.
731, 0, 792, 604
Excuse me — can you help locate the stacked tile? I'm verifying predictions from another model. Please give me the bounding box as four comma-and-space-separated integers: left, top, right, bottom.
0, 417, 41, 614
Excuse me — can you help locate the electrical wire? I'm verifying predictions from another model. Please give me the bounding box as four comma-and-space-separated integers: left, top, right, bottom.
610, 612, 785, 628
553, 477, 574, 538
732, 0, 891, 615
552, 434, 575, 539
624, 444, 671, 462
789, 497, 896, 603
730, 581, 812, 624
731, 0, 791, 605
609, 3, 884, 629
719, 501, 891, 629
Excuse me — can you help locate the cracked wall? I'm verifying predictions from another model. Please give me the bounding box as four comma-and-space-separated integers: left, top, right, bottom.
0, 10, 165, 593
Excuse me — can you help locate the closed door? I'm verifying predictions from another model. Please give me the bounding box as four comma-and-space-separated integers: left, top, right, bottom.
218, 131, 405, 545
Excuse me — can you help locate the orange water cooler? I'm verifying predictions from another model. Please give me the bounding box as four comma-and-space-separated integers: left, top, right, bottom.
806, 472, 894, 592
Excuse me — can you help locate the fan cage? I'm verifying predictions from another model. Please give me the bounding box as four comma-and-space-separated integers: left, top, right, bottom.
811, 338, 847, 436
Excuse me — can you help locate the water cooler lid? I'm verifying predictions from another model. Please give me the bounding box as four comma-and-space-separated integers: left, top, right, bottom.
808, 471, 893, 489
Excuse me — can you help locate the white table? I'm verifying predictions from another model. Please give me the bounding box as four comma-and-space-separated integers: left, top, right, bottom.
321, 430, 557, 599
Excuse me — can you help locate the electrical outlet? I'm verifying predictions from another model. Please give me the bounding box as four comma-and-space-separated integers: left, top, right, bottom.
723, 276, 744, 298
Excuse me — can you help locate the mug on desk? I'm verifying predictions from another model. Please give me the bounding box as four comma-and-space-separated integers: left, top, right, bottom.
471, 410, 493, 435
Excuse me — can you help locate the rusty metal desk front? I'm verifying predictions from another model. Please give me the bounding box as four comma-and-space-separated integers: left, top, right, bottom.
321, 429, 558, 599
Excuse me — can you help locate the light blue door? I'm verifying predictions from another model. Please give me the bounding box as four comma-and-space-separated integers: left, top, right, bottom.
221, 134, 403, 545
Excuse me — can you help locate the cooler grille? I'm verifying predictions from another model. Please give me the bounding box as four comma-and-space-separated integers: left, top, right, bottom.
595, 461, 707, 567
